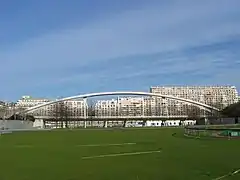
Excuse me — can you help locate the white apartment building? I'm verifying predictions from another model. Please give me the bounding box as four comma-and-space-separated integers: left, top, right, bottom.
16, 96, 86, 118
94, 86, 238, 118
14, 86, 238, 119
150, 86, 238, 116
16, 96, 50, 108
95, 99, 118, 117
119, 97, 145, 116
95, 96, 202, 118
150, 86, 238, 108
39, 100, 86, 118
95, 97, 145, 117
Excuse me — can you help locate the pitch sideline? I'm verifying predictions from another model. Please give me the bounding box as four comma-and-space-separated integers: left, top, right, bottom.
213, 168, 240, 180
76, 142, 136, 147
81, 150, 161, 159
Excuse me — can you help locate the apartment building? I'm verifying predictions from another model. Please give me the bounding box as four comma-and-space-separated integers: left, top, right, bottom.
95, 99, 118, 117
14, 86, 238, 119
150, 86, 238, 108
95, 97, 145, 117
95, 86, 238, 118
150, 86, 238, 116
16, 96, 50, 107
119, 97, 145, 116
16, 96, 86, 118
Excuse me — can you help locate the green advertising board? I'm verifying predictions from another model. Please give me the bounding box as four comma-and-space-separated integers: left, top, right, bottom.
231, 131, 240, 137
219, 130, 240, 137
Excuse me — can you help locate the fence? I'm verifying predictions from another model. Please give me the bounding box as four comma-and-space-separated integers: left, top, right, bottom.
184, 124, 240, 138
0, 120, 34, 130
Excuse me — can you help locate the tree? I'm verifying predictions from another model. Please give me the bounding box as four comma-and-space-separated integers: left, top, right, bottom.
0, 106, 7, 119
222, 103, 240, 124
154, 98, 160, 116
143, 99, 152, 127
6, 113, 35, 121
207, 101, 223, 119
186, 105, 203, 125
88, 101, 96, 127
51, 102, 70, 128
88, 101, 95, 118
221, 102, 240, 124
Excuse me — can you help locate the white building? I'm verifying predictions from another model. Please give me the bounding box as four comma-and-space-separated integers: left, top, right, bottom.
150, 86, 238, 116
119, 97, 144, 116
14, 86, 239, 120
16, 96, 50, 107
94, 86, 238, 118
95, 97, 145, 117
16, 96, 86, 118
95, 99, 118, 117
150, 86, 238, 109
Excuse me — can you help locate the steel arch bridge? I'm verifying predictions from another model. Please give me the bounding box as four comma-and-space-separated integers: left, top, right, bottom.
22, 91, 220, 114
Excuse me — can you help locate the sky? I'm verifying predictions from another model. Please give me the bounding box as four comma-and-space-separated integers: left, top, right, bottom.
0, 0, 240, 101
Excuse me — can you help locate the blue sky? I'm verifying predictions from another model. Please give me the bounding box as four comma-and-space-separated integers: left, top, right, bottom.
0, 0, 240, 101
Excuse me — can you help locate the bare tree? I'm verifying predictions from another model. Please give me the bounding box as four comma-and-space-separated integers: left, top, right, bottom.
186, 105, 202, 125
51, 102, 70, 128
87, 100, 96, 127
154, 98, 160, 116
204, 101, 225, 124
122, 105, 130, 128
88, 101, 96, 119
146, 101, 152, 117
0, 105, 6, 119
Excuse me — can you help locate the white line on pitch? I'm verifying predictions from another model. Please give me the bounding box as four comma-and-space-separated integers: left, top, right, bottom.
81, 150, 161, 159
213, 168, 240, 180
77, 142, 136, 147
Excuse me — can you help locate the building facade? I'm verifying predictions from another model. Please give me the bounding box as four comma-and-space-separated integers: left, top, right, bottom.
16, 96, 50, 108
94, 86, 238, 118
16, 96, 86, 118
150, 86, 238, 116
150, 86, 238, 108
95, 97, 145, 117
13, 86, 239, 119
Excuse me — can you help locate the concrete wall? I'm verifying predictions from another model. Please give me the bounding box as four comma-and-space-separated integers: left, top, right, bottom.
0, 120, 34, 130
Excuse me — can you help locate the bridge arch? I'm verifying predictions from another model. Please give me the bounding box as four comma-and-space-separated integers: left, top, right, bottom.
23, 91, 219, 114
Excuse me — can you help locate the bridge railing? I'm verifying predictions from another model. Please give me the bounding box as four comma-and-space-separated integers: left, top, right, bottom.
34, 115, 191, 119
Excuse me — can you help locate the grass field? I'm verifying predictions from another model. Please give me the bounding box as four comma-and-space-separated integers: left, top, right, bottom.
0, 128, 240, 180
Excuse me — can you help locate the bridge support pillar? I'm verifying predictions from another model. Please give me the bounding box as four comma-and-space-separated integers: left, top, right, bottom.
123, 120, 127, 128
204, 117, 209, 125
104, 121, 108, 128
43, 120, 46, 129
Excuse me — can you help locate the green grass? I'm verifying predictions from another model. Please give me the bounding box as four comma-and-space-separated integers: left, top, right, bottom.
0, 128, 240, 180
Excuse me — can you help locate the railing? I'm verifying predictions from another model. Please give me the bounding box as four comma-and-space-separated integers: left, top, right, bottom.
33, 115, 192, 119
184, 124, 240, 138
